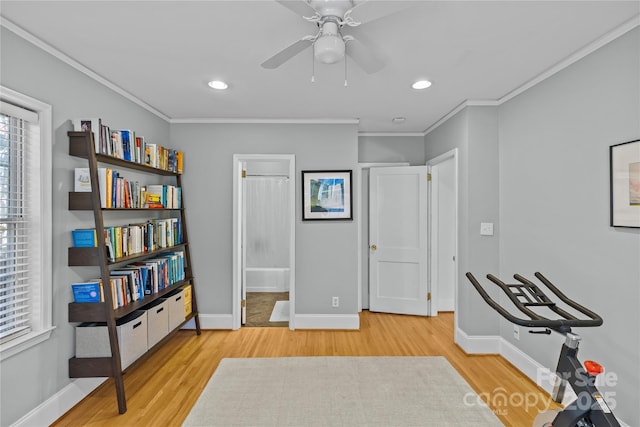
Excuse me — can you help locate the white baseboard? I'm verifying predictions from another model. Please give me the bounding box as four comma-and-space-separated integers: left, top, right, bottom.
11, 377, 107, 427
457, 327, 631, 427
181, 313, 233, 330
294, 314, 360, 329
455, 327, 501, 354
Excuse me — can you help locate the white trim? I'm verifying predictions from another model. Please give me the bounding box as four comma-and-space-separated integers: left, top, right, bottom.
356, 162, 410, 312
0, 85, 54, 361
171, 118, 359, 125
232, 154, 296, 330
499, 14, 640, 105
423, 15, 640, 136
3, 14, 637, 135
293, 314, 359, 330
455, 329, 640, 425
455, 327, 501, 354
10, 378, 107, 427
426, 149, 458, 322
358, 132, 425, 137
0, 327, 54, 362
181, 314, 233, 330
0, 17, 170, 122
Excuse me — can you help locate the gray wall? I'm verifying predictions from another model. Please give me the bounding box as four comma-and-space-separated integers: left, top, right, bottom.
359, 134, 425, 165
170, 123, 359, 316
425, 107, 501, 335
498, 28, 639, 424
0, 27, 170, 426
427, 28, 639, 424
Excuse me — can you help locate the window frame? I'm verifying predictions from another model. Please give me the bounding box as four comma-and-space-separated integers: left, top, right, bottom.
0, 86, 54, 361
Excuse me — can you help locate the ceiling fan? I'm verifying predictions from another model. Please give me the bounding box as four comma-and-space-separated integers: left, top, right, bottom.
261, 0, 394, 74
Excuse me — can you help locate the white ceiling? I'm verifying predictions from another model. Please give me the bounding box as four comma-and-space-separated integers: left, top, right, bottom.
1, 1, 638, 133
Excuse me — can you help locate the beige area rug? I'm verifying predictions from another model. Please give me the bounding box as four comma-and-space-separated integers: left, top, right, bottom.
182, 356, 504, 427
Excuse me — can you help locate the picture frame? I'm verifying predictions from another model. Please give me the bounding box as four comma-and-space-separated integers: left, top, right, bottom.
302, 170, 352, 221
610, 139, 640, 228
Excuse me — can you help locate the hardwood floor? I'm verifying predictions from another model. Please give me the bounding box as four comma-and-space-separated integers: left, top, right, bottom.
53, 311, 559, 426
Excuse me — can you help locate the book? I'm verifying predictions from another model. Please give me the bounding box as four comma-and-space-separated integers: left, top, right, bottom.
176, 151, 183, 174
145, 184, 165, 208
72, 228, 97, 247
120, 130, 133, 162
72, 118, 102, 153
72, 281, 103, 303
74, 168, 92, 192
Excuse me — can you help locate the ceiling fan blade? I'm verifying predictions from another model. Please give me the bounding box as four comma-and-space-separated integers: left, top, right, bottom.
348, 0, 415, 26
345, 35, 385, 74
261, 38, 314, 69
274, 0, 318, 17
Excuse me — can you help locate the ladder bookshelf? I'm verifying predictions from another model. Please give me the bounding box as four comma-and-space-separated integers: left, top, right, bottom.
67, 130, 201, 414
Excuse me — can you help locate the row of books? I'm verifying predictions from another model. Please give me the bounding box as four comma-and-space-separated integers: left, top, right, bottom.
75, 167, 181, 209
71, 251, 186, 308
106, 218, 182, 261
72, 218, 182, 261
72, 118, 183, 173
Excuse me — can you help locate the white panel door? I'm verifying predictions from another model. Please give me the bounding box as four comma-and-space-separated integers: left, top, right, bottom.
369, 166, 429, 315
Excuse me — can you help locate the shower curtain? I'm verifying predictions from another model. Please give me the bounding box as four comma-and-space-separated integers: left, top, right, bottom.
245, 176, 290, 268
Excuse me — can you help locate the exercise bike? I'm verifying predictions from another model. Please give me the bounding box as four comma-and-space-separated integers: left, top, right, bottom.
465, 272, 621, 427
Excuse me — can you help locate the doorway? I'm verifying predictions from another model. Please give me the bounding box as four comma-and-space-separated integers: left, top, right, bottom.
356, 152, 458, 318
427, 149, 458, 316
232, 154, 296, 330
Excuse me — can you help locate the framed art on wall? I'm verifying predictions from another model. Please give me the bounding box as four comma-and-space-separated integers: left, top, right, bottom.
302, 170, 352, 220
610, 139, 640, 227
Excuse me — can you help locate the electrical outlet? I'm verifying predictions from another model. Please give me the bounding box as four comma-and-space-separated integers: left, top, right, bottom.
332, 296, 339, 308
513, 325, 520, 340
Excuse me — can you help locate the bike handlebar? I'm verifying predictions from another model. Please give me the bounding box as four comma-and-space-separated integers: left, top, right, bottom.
466, 272, 603, 331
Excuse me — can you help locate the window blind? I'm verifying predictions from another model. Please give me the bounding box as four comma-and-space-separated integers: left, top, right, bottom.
0, 104, 38, 344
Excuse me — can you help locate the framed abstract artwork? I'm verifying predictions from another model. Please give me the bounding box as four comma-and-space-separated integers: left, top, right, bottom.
610, 139, 640, 227
301, 170, 352, 220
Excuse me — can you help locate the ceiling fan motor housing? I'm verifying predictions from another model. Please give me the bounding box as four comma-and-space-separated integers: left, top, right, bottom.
308, 0, 357, 18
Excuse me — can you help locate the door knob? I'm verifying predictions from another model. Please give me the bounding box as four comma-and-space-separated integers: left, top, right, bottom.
370, 244, 377, 251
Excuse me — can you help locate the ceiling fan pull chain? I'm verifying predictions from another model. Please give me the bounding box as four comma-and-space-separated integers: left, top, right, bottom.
311, 42, 316, 83
344, 43, 348, 87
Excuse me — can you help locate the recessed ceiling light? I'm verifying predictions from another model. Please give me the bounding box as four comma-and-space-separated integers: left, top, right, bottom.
412, 80, 432, 90
392, 117, 406, 124
208, 80, 228, 90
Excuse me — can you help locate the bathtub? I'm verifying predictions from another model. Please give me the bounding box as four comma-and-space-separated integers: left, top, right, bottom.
245, 267, 290, 292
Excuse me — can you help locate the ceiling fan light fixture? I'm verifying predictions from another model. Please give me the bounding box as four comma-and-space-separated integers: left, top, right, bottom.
314, 34, 345, 64
208, 80, 228, 90
412, 80, 432, 90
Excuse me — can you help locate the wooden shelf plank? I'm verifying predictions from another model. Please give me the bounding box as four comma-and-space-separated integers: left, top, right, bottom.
69, 192, 184, 211
68, 243, 188, 267
69, 357, 113, 378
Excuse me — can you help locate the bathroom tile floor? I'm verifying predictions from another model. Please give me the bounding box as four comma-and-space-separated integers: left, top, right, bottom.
245, 292, 289, 327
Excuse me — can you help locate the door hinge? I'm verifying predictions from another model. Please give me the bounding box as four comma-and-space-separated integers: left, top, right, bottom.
427, 292, 431, 301
427, 173, 432, 181
241, 299, 246, 307
242, 170, 247, 178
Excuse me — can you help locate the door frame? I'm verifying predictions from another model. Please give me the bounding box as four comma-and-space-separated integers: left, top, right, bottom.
232, 154, 296, 330
426, 148, 458, 318
356, 162, 409, 312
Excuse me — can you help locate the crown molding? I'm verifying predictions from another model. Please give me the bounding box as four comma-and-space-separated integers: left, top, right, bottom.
170, 118, 359, 125
358, 132, 426, 137
499, 13, 640, 105
4, 11, 638, 136
424, 14, 640, 136
1, 16, 170, 122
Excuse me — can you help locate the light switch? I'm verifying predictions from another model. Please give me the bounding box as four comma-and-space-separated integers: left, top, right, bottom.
480, 222, 494, 236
